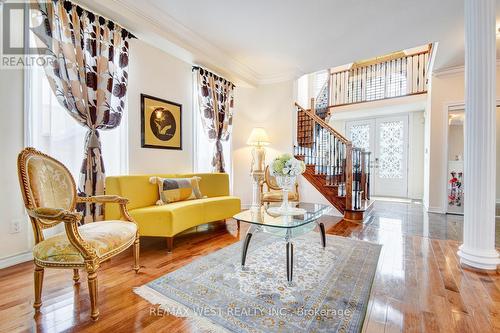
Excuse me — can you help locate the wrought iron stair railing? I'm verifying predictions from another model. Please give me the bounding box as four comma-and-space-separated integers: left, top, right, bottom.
294, 100, 371, 217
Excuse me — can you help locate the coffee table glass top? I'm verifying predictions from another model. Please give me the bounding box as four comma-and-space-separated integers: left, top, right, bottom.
233, 202, 331, 229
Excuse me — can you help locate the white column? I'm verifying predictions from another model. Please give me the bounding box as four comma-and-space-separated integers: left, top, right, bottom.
458, 0, 500, 270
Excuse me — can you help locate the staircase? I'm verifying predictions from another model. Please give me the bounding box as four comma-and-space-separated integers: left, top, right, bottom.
294, 100, 374, 222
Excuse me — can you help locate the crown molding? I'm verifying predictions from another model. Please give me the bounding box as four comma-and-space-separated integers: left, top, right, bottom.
257, 69, 302, 85
79, 0, 299, 86
432, 59, 500, 78
432, 65, 466, 77
78, 0, 260, 86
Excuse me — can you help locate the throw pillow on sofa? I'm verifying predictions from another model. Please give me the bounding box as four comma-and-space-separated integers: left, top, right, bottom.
149, 176, 203, 205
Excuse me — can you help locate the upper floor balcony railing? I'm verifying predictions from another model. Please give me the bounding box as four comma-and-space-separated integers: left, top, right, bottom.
327, 46, 431, 107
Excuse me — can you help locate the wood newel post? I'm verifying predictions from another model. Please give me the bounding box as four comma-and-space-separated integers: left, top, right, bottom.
345, 142, 353, 211
328, 69, 332, 101
310, 98, 316, 148
360, 151, 367, 200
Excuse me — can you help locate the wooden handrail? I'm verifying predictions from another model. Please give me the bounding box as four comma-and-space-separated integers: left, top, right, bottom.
324, 90, 427, 110
330, 48, 431, 75
295, 102, 349, 144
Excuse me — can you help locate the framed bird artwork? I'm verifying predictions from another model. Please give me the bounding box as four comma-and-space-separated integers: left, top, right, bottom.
141, 94, 182, 150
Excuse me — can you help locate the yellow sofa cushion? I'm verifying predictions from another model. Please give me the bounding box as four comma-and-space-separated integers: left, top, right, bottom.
129, 200, 204, 237
128, 196, 241, 237
198, 196, 241, 223
33, 221, 137, 265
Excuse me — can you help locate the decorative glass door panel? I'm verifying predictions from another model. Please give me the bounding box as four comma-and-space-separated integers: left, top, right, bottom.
374, 116, 408, 197
346, 119, 375, 196
350, 124, 371, 151
347, 115, 408, 197
378, 121, 404, 179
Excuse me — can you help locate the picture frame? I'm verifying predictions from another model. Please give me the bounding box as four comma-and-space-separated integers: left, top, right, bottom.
141, 93, 182, 150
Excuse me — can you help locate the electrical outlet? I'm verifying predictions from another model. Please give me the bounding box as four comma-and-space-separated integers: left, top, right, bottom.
9, 219, 21, 234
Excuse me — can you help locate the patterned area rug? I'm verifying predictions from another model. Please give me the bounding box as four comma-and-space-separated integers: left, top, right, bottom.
135, 232, 381, 333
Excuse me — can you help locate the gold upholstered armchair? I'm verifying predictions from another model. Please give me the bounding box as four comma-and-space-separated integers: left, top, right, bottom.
260, 166, 299, 204
17, 148, 140, 321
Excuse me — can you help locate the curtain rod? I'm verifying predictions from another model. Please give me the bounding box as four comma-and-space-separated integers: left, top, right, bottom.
71, 0, 137, 39
192, 66, 235, 87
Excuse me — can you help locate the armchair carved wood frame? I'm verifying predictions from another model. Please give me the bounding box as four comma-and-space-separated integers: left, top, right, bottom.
260, 166, 300, 204
17, 148, 140, 321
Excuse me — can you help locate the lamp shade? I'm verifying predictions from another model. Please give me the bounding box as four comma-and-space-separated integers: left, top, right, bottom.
246, 127, 270, 146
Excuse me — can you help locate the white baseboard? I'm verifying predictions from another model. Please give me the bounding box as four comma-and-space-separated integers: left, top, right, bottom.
427, 206, 445, 214
0, 252, 32, 269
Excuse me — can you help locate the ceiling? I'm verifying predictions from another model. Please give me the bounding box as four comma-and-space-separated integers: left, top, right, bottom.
83, 0, 500, 86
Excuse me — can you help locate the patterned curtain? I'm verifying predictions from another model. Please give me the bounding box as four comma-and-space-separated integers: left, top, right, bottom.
194, 67, 235, 173
32, 0, 133, 222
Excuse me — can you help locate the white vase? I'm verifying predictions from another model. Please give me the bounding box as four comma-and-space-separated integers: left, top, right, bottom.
275, 175, 295, 212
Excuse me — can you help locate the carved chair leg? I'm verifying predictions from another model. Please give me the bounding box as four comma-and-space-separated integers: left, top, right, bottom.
166, 237, 174, 253
133, 236, 140, 273
87, 269, 99, 320
73, 269, 80, 284
33, 264, 44, 310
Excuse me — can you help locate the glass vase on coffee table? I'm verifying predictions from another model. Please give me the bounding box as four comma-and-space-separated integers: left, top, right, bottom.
267, 175, 306, 215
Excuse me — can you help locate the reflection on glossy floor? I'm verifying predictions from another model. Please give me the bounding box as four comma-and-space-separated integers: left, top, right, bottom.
0, 201, 498, 332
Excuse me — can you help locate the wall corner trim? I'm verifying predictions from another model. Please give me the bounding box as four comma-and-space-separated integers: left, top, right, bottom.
433, 59, 500, 78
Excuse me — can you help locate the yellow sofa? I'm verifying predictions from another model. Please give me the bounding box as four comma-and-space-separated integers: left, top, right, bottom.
105, 173, 241, 251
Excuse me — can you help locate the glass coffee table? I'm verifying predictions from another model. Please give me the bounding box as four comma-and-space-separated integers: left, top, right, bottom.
233, 202, 331, 285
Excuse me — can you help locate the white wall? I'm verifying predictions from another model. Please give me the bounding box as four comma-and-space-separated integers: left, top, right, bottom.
127, 39, 193, 174
232, 81, 294, 206
497, 107, 500, 203
408, 111, 425, 199
0, 68, 31, 262
428, 68, 500, 211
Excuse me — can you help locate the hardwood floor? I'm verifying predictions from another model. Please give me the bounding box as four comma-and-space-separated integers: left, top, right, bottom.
0, 201, 499, 333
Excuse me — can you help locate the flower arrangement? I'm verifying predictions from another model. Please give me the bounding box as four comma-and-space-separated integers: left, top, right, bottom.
267, 153, 307, 215
270, 153, 306, 177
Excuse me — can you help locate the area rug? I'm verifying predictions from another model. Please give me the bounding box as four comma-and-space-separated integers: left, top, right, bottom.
135, 232, 381, 333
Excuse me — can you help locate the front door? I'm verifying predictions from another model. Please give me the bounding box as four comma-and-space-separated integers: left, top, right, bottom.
346, 115, 409, 197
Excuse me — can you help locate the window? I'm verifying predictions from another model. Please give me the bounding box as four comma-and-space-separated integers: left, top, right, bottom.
313, 70, 329, 99
362, 63, 407, 101
26, 65, 128, 183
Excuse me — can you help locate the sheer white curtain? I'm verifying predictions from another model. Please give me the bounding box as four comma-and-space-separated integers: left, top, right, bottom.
26, 65, 128, 183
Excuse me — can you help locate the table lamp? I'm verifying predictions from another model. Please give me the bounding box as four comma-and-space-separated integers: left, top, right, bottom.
247, 127, 270, 210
